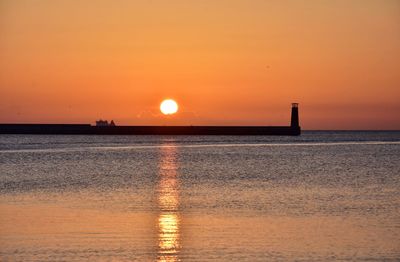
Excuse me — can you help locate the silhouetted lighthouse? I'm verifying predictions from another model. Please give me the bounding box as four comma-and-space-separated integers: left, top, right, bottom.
290, 103, 300, 135
291, 103, 299, 127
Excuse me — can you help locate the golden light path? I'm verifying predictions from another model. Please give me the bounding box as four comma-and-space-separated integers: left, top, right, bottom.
157, 144, 180, 262
160, 99, 179, 115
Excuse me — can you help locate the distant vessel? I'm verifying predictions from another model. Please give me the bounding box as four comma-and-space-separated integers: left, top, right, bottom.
0, 103, 301, 136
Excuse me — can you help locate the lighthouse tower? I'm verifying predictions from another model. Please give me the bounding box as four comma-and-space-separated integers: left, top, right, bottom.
291, 103, 299, 127
290, 103, 300, 135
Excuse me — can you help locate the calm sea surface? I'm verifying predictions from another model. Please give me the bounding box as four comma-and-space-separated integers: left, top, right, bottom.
1, 131, 399, 261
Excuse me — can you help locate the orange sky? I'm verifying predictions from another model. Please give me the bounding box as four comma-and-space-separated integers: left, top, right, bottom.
0, 0, 399, 129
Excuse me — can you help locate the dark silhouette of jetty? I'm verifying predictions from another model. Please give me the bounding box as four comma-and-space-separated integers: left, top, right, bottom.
0, 103, 301, 136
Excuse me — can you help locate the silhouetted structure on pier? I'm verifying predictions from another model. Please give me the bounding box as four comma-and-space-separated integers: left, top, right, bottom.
291, 103, 299, 128
0, 104, 301, 136
95, 119, 116, 127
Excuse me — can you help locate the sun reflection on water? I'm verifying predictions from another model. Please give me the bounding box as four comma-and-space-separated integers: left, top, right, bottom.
157, 145, 180, 262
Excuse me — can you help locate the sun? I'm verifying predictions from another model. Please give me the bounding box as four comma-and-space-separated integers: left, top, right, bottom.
160, 99, 178, 115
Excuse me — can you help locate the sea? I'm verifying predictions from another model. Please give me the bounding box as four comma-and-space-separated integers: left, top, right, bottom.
0, 131, 399, 261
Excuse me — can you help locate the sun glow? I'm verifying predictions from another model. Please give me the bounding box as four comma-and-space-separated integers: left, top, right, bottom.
160, 99, 178, 115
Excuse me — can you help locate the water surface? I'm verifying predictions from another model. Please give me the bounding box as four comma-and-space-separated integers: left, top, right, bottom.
1, 131, 399, 261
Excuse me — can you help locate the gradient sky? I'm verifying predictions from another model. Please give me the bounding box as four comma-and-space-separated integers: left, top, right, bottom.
1, 0, 399, 129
